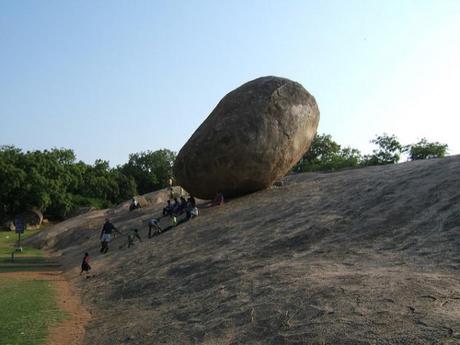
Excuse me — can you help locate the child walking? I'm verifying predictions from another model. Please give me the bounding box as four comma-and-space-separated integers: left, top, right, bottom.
80, 252, 91, 276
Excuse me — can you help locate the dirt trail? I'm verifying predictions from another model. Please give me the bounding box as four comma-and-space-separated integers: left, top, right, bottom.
1, 271, 90, 345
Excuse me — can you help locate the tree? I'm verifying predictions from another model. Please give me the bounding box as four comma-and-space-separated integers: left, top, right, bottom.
407, 138, 448, 160
119, 149, 176, 194
293, 134, 362, 172
363, 133, 404, 166
0, 146, 140, 220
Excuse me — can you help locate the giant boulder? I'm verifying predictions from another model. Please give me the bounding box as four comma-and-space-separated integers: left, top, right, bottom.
173, 76, 320, 199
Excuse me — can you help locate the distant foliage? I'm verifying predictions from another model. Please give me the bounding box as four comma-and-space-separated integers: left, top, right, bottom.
118, 149, 176, 195
293, 134, 362, 172
0, 146, 173, 221
407, 138, 448, 160
362, 133, 405, 166
294, 133, 450, 173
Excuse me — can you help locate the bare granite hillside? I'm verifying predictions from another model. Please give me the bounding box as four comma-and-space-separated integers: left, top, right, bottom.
28, 156, 460, 345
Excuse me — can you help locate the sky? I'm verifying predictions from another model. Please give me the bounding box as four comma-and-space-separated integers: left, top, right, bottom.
1, 0, 459, 166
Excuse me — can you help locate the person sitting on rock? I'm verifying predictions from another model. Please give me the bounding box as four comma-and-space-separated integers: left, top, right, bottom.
162, 200, 173, 216
212, 192, 224, 206
170, 214, 177, 227
187, 195, 196, 208
127, 228, 142, 248
129, 198, 141, 211
172, 197, 179, 212
148, 217, 162, 238
178, 196, 188, 214
190, 206, 199, 219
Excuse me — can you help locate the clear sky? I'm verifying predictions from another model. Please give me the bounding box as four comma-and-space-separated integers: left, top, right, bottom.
1, 0, 459, 166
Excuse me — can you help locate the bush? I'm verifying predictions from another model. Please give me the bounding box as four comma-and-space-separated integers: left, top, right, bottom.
407, 138, 448, 160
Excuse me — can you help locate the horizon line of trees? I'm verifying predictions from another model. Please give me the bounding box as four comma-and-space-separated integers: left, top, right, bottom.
0, 133, 449, 221
0, 147, 176, 222
293, 133, 448, 173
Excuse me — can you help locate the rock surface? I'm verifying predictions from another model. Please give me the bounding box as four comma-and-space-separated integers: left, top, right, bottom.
28, 155, 460, 345
173, 76, 320, 199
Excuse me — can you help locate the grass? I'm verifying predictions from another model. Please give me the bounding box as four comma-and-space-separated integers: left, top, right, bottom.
0, 278, 65, 345
0, 229, 43, 258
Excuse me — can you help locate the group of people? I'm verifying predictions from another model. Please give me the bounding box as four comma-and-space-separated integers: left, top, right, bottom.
81, 190, 226, 276
81, 217, 156, 275
162, 195, 199, 221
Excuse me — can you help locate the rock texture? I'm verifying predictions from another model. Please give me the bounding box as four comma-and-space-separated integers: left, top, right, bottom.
173, 76, 320, 199
28, 155, 460, 345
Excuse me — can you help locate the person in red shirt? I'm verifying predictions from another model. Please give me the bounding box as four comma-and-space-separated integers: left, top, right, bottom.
80, 252, 91, 276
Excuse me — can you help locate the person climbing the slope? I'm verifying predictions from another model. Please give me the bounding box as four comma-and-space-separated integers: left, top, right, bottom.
80, 252, 91, 276
148, 217, 162, 238
100, 218, 121, 254
127, 228, 142, 248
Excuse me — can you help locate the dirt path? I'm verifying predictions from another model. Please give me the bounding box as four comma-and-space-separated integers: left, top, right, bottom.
1, 271, 90, 345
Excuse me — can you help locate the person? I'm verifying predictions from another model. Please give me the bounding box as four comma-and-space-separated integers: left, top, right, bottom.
80, 252, 91, 276
178, 196, 187, 214
187, 195, 196, 208
190, 206, 199, 219
148, 217, 162, 238
168, 177, 174, 197
172, 197, 180, 214
129, 198, 141, 211
163, 200, 173, 216
212, 192, 224, 206
170, 214, 177, 227
100, 218, 120, 254
127, 228, 142, 248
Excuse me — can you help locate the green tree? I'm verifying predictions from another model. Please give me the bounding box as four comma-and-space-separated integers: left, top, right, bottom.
407, 138, 448, 160
293, 134, 362, 172
363, 133, 404, 166
119, 149, 176, 194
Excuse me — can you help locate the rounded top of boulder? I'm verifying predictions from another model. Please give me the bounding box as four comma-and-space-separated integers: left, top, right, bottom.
173, 76, 320, 199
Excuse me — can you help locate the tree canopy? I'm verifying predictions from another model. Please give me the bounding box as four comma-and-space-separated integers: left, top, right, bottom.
294, 133, 449, 173
0, 146, 174, 221
0, 134, 450, 223
406, 138, 448, 160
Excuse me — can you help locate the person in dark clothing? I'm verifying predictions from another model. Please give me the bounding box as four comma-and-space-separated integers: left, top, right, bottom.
100, 218, 120, 254
178, 197, 187, 213
163, 200, 173, 216
187, 195, 196, 208
172, 197, 180, 213
80, 252, 91, 275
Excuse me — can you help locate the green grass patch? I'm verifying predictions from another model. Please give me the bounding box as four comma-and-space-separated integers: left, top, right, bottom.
0, 230, 43, 258
0, 256, 46, 264
0, 279, 65, 345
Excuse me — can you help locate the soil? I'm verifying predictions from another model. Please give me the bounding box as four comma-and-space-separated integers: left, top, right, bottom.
26, 155, 460, 344
1, 271, 90, 345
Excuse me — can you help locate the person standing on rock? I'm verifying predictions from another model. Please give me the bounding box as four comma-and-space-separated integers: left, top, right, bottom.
168, 177, 174, 198
100, 218, 120, 254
